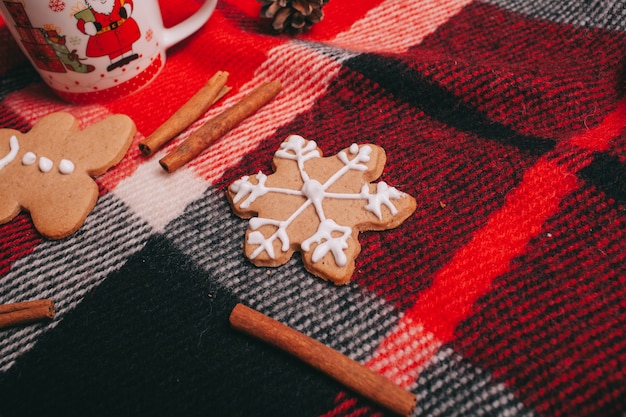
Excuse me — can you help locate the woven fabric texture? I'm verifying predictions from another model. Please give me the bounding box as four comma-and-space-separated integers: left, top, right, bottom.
1, 1, 625, 416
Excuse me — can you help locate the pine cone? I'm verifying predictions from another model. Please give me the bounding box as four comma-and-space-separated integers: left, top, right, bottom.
258, 0, 329, 35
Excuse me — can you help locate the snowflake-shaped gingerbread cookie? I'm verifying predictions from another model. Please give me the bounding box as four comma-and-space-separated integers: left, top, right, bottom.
227, 135, 417, 285
0, 112, 135, 239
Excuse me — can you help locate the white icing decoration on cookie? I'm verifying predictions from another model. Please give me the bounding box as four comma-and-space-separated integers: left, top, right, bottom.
231, 171, 301, 209
301, 219, 352, 266
20, 152, 75, 175
230, 135, 408, 267
362, 182, 401, 220
38, 157, 53, 173
58, 159, 75, 175
22, 152, 37, 166
0, 135, 19, 170
275, 135, 320, 180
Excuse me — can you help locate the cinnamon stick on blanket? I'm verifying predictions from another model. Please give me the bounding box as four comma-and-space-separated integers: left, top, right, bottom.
159, 80, 282, 173
138, 70, 231, 156
0, 299, 55, 329
230, 304, 417, 417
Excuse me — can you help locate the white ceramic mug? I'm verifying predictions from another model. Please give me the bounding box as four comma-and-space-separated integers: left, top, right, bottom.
0, 0, 217, 103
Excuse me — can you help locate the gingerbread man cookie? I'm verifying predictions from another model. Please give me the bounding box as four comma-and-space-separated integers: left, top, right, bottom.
0, 112, 136, 239
228, 135, 417, 285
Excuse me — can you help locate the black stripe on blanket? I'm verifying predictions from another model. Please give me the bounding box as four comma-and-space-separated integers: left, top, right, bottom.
344, 53, 556, 155
0, 234, 353, 417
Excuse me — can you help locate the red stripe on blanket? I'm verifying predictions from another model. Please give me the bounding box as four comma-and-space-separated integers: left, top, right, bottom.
364, 158, 578, 389
0, 214, 41, 276
570, 100, 626, 151
361, 100, 625, 393
450, 102, 626, 416
455, 190, 626, 416
410, 158, 579, 342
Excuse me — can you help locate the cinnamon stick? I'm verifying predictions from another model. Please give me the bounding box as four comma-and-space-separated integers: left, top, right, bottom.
0, 299, 55, 329
139, 70, 231, 156
159, 80, 282, 173
229, 303, 417, 417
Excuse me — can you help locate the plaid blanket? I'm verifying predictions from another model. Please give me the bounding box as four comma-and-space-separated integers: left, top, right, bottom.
1, 1, 625, 416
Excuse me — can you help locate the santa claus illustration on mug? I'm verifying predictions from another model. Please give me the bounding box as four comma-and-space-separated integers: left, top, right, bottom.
75, 0, 140, 72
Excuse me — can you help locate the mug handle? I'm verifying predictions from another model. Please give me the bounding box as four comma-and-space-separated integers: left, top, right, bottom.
162, 0, 218, 49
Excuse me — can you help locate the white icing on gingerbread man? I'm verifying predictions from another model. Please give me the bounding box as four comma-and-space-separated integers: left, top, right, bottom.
0, 135, 19, 170
19, 144, 76, 175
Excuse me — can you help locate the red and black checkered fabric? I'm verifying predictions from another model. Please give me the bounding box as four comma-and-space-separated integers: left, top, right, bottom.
1, 1, 625, 416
